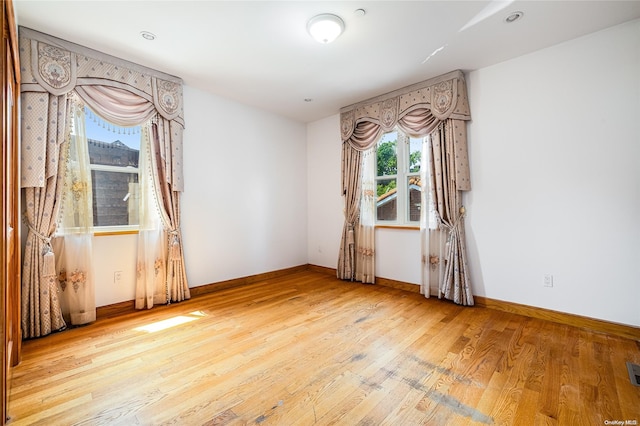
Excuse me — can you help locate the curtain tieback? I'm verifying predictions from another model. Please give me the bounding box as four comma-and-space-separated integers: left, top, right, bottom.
166, 228, 182, 304
25, 219, 56, 278
441, 206, 466, 240
168, 229, 181, 261
347, 223, 355, 245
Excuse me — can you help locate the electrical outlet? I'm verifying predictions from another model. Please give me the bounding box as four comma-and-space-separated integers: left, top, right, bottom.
543, 274, 553, 287
114, 270, 123, 284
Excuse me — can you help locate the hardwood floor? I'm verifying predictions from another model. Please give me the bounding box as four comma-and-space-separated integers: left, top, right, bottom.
7, 271, 640, 425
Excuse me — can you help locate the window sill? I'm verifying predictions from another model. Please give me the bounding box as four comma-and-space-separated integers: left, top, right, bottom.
375, 225, 419, 231
95, 230, 139, 237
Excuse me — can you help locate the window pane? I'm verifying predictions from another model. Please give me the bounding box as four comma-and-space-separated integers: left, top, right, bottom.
409, 137, 422, 173
376, 178, 397, 221
91, 170, 139, 227
377, 132, 397, 176
407, 175, 422, 222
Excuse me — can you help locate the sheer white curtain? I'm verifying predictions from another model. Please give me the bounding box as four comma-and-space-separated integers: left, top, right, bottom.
136, 124, 167, 309
420, 137, 430, 297
53, 102, 96, 325
419, 136, 446, 298
355, 147, 376, 283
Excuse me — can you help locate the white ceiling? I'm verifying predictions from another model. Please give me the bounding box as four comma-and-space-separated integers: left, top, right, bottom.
13, 1, 640, 123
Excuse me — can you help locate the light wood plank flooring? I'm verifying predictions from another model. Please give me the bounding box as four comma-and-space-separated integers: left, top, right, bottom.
7, 271, 640, 425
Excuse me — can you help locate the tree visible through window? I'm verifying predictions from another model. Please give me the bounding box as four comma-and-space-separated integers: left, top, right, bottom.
375, 129, 422, 225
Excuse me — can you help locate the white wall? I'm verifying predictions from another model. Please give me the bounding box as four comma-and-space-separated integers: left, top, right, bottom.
93, 234, 137, 306
306, 115, 343, 268
465, 19, 640, 327
180, 86, 308, 287
375, 229, 421, 284
306, 19, 640, 327
93, 84, 308, 306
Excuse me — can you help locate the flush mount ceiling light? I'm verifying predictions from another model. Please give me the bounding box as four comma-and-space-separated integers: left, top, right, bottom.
307, 14, 345, 44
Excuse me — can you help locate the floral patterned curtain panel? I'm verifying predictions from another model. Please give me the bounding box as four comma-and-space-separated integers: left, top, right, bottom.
53, 104, 97, 325
355, 149, 376, 283
19, 27, 188, 337
338, 70, 474, 305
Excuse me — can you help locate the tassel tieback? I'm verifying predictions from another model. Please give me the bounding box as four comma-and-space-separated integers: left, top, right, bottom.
168, 229, 181, 261
26, 220, 56, 278
346, 222, 355, 245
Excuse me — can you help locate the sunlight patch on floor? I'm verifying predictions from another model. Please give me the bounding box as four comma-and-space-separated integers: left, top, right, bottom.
134, 311, 206, 333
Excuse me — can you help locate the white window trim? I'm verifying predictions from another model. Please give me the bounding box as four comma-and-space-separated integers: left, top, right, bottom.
93, 224, 139, 234
89, 165, 140, 231
90, 164, 139, 174
375, 129, 423, 227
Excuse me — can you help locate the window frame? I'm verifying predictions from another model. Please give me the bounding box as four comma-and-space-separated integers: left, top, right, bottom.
374, 128, 424, 228
89, 164, 140, 234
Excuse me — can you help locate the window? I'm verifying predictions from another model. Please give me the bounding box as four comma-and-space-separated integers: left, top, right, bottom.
375, 129, 423, 226
84, 107, 141, 231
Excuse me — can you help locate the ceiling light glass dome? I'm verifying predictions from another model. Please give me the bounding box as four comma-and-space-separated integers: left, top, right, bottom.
307, 14, 345, 44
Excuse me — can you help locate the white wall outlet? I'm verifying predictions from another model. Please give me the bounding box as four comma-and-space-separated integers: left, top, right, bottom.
543, 274, 553, 287
114, 270, 123, 284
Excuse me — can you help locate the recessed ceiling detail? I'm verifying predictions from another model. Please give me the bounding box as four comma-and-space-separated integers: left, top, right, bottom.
140, 31, 156, 41
505, 11, 524, 23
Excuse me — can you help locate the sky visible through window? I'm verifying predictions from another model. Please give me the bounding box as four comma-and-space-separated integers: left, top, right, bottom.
84, 108, 141, 150
379, 131, 395, 145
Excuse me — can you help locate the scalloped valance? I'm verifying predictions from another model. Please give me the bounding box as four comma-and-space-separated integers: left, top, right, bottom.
339, 70, 470, 142
19, 27, 185, 191
19, 27, 184, 125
